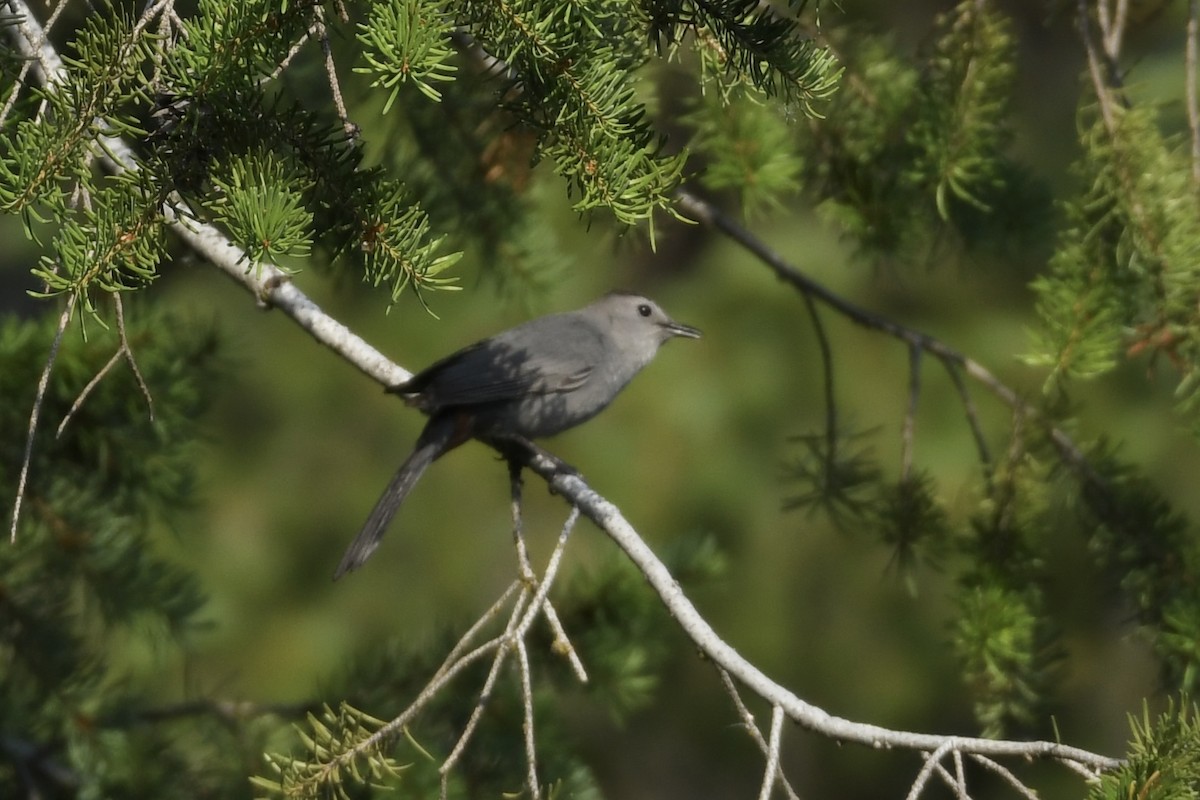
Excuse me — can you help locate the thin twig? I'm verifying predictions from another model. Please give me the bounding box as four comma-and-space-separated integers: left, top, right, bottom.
0, 0, 70, 125
513, 506, 577, 640
906, 742, 954, 800
968, 754, 1041, 799
1051, 752, 1108, 782
930, 760, 973, 800
430, 581, 521, 684
800, 289, 838, 464
531, 507, 588, 682
516, 639, 541, 800
952, 750, 968, 799
261, 22, 317, 84
901, 342, 921, 482
718, 669, 801, 800
11, 295, 76, 542
114, 294, 154, 421
56, 295, 154, 438
941, 361, 993, 481
756, 705, 785, 800
315, 4, 357, 140
352, 633, 506, 761
130, 0, 172, 39
56, 349, 122, 438
1079, 0, 1122, 132
1106, 0, 1130, 59
509, 463, 536, 585
506, 467, 585, 666
440, 502, 581, 794
438, 611, 520, 798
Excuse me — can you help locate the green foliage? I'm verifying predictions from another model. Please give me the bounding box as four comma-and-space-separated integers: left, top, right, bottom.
0, 308, 282, 799
1028, 105, 1200, 406
455, 0, 688, 230
872, 472, 950, 577
787, 404, 1065, 736
28, 170, 169, 313
254, 704, 407, 799
783, 428, 882, 531
952, 584, 1040, 737
941, 438, 1060, 736
1088, 698, 1200, 800
642, 0, 841, 113
1075, 445, 1200, 691
803, 0, 1021, 260
685, 83, 805, 215
3, 0, 844, 314
210, 151, 315, 266
906, 1, 1015, 219
357, 0, 457, 107
0, 10, 151, 214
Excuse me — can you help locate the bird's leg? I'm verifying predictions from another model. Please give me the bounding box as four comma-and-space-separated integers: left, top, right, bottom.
487, 435, 581, 479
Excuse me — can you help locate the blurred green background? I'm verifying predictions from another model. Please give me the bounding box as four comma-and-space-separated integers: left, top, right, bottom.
4, 0, 1197, 797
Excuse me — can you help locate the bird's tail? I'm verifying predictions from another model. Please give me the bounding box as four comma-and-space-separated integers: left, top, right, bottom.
333, 415, 460, 580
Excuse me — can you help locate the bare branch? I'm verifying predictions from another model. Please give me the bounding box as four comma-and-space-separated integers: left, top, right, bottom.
756, 705, 785, 800
969, 754, 1042, 799
438, 610, 518, 798
56, 348, 122, 439
11, 295, 75, 542
673, 188, 1123, 560
260, 22, 317, 84
56, 295, 155, 438
1078, 0, 1123, 132
314, 4, 357, 140
717, 669, 801, 800
907, 741, 955, 800
516, 640, 541, 800
929, 759, 973, 800
901, 342, 921, 482
114, 294, 154, 421
942, 360, 993, 481
798, 288, 845, 494
539, 509, 588, 682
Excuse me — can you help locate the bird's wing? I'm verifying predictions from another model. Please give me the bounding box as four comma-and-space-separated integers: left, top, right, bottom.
399, 319, 603, 410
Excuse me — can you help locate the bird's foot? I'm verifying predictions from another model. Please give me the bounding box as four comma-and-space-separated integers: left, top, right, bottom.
489, 436, 580, 480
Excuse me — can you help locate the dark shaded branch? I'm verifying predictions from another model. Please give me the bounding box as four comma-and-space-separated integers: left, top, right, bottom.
672, 188, 1115, 532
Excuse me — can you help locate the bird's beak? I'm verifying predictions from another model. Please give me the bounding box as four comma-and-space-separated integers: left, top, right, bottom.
664, 320, 702, 339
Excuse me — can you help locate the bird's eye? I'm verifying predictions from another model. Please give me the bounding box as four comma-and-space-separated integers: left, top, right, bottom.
637, 304, 652, 317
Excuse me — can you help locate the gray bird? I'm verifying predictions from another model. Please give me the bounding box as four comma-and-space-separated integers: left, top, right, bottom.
334, 292, 701, 579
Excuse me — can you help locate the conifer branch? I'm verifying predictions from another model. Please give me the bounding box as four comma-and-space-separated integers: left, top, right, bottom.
4, 1, 1134, 794
673, 188, 1110, 504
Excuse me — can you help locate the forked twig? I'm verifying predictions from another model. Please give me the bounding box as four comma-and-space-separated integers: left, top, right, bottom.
11, 295, 76, 542
906, 741, 956, 800
717, 669, 801, 800
756, 705, 785, 800
57, 294, 155, 438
